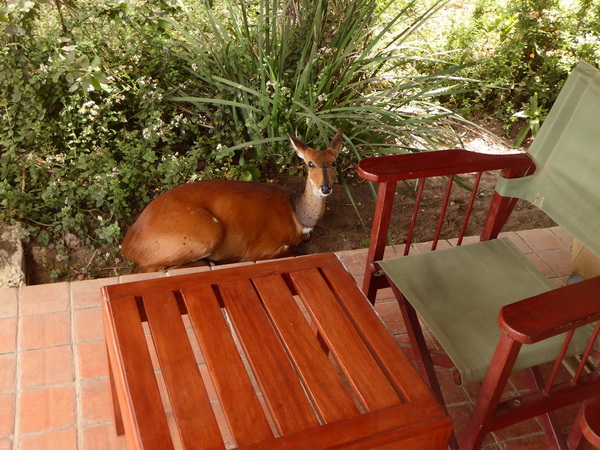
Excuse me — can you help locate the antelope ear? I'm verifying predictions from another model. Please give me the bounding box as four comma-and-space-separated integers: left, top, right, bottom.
289, 134, 309, 160
329, 129, 343, 156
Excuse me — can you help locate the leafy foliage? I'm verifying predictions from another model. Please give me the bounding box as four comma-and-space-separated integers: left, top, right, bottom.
0, 0, 206, 246
427, 0, 600, 139
169, 0, 471, 168
1, 0, 468, 249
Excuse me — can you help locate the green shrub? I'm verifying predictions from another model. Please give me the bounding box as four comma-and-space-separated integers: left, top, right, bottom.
0, 0, 205, 246
429, 0, 600, 139
1, 0, 469, 249
167, 0, 471, 165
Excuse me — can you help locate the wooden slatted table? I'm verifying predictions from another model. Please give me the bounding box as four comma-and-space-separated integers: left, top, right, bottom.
102, 253, 451, 449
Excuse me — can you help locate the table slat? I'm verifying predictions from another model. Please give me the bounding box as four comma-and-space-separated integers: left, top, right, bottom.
104, 296, 173, 449
182, 285, 274, 446
242, 398, 451, 449
143, 291, 224, 450
253, 274, 360, 423
290, 269, 401, 411
322, 264, 435, 402
218, 279, 321, 434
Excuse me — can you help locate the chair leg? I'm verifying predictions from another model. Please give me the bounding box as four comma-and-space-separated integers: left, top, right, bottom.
393, 285, 444, 402
461, 334, 522, 450
390, 283, 459, 449
566, 396, 600, 450
527, 366, 568, 449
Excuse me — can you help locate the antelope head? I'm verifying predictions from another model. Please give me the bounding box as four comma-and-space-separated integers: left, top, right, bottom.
289, 129, 343, 197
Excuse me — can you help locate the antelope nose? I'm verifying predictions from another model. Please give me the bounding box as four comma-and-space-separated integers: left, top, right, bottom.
321, 185, 332, 195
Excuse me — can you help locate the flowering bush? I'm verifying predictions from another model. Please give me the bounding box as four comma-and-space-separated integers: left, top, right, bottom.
1, 0, 468, 250
426, 0, 600, 135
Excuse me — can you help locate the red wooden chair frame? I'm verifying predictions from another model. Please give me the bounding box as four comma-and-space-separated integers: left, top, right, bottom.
357, 149, 600, 449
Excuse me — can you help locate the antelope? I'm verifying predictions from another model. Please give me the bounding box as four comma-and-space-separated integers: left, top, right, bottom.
121, 130, 343, 272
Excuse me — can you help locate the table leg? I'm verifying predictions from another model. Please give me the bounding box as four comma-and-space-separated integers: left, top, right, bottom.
107, 349, 125, 436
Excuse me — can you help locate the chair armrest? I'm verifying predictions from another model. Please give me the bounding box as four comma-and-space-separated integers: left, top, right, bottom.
499, 276, 600, 344
357, 149, 533, 183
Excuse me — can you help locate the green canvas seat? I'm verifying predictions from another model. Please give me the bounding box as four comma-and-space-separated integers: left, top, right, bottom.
358, 60, 600, 449
378, 238, 593, 384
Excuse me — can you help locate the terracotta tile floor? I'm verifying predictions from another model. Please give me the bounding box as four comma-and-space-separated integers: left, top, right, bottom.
0, 226, 594, 449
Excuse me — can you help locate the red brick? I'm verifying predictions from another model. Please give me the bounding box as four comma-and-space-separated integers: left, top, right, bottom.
498, 231, 533, 254
0, 289, 17, 319
19, 312, 71, 350
517, 228, 565, 253
81, 378, 113, 424
19, 346, 74, 389
74, 308, 104, 343
0, 393, 14, 438
0, 354, 15, 393
538, 247, 572, 277
0, 318, 16, 354
18, 282, 70, 316
82, 423, 129, 450
19, 386, 75, 434
19, 428, 77, 450
76, 341, 108, 379
71, 277, 119, 309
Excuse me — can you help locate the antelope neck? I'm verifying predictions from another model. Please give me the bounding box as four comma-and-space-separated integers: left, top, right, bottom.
294, 184, 327, 230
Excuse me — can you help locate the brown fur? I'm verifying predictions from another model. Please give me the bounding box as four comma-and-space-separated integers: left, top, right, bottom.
121, 131, 343, 272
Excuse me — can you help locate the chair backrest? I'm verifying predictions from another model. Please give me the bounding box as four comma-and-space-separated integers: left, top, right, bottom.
496, 60, 600, 257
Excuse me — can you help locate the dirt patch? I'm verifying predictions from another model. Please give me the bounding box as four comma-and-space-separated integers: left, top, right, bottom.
279, 170, 554, 256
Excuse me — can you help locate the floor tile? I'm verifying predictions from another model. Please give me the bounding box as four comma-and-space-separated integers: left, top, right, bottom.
499, 433, 552, 449
517, 228, 565, 253
76, 341, 108, 379
492, 417, 543, 443
71, 277, 118, 309
18, 311, 71, 350
0, 354, 16, 393
435, 366, 469, 406
19, 346, 74, 389
82, 423, 128, 450
336, 248, 367, 278
447, 403, 497, 447
411, 240, 452, 253
74, 308, 104, 344
18, 282, 70, 316
0, 393, 15, 438
374, 301, 406, 334
19, 427, 77, 450
0, 438, 12, 450
18, 385, 76, 434
80, 378, 113, 424
0, 318, 17, 354
166, 265, 211, 277
549, 226, 573, 247
498, 231, 533, 254
0, 289, 17, 319
538, 247, 573, 277
118, 272, 166, 283
524, 253, 555, 278
448, 235, 480, 247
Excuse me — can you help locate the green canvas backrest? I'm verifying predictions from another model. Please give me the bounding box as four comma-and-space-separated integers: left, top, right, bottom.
496, 60, 600, 257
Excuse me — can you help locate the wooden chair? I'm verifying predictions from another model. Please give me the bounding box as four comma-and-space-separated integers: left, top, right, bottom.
357, 60, 600, 449
580, 400, 600, 448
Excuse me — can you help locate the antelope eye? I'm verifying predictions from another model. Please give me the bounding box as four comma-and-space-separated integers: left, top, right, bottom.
308, 161, 316, 168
